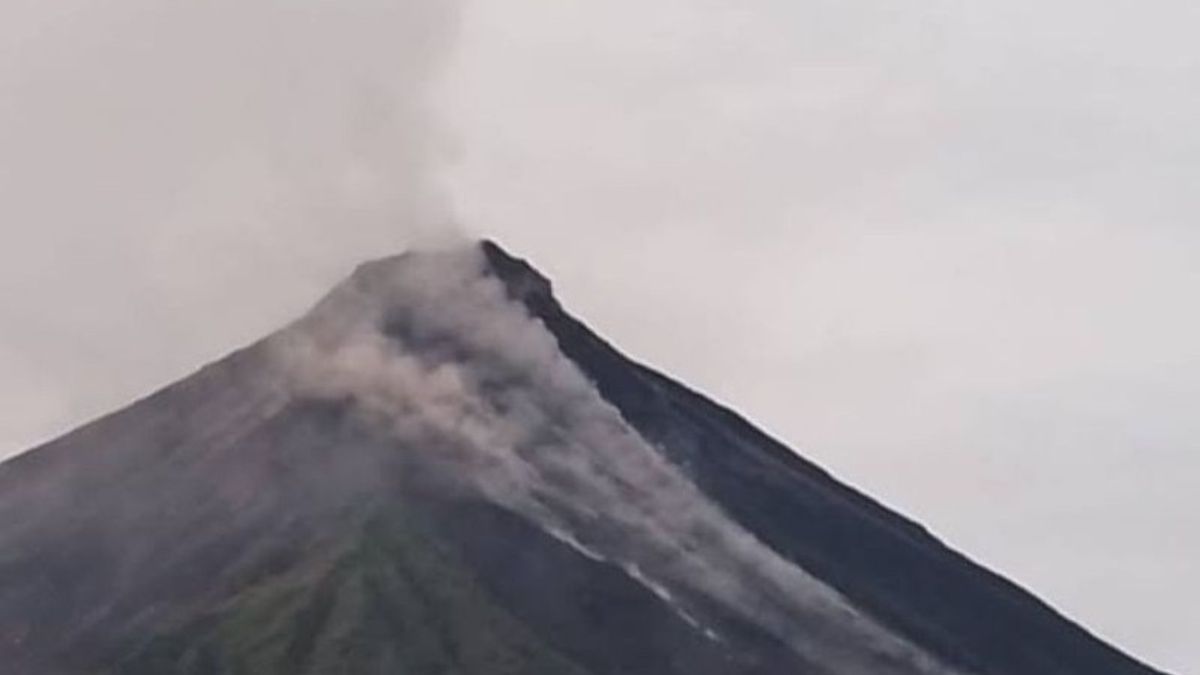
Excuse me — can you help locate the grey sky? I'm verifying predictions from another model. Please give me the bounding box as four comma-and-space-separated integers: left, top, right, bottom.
0, 1, 1196, 672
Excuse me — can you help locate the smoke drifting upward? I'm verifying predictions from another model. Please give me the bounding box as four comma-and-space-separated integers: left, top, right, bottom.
0, 0, 465, 456
268, 244, 966, 675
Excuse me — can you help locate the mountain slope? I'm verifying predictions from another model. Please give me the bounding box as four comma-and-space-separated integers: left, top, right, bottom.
0, 240, 1172, 675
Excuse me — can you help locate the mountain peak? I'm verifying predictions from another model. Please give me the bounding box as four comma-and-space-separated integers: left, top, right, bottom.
340, 238, 555, 317
478, 239, 555, 308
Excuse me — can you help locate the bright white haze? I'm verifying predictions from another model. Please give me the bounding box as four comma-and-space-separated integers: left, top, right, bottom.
0, 1, 1196, 671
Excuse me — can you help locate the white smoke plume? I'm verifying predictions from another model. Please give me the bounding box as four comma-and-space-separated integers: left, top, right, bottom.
0, 0, 465, 457
268, 244, 970, 675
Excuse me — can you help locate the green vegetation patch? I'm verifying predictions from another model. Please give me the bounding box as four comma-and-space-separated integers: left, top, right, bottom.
108, 504, 590, 675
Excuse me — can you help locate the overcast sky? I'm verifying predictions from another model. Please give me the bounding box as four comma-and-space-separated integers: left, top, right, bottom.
0, 1, 1196, 671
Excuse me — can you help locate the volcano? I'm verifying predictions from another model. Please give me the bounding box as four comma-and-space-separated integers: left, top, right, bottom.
0, 240, 1171, 675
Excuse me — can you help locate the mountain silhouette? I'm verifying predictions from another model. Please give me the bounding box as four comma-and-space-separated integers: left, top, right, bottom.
0, 240, 1171, 675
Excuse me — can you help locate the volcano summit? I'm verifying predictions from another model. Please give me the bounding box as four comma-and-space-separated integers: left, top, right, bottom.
0, 241, 1171, 675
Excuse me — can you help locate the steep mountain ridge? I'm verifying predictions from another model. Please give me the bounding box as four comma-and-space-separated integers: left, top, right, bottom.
0, 240, 1172, 675
479, 241, 1167, 675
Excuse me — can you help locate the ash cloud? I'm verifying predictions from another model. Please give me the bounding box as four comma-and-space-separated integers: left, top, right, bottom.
268, 244, 969, 675
0, 0, 465, 458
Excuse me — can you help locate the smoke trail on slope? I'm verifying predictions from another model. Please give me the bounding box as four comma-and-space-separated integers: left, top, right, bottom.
268, 245, 971, 675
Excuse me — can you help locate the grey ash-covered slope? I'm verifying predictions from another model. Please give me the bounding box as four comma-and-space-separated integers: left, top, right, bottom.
0, 239, 1172, 675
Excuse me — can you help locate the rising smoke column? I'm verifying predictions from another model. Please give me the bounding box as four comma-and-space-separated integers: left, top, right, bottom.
0, 0, 465, 459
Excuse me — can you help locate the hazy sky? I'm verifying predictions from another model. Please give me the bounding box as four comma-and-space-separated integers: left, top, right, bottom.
0, 1, 1196, 671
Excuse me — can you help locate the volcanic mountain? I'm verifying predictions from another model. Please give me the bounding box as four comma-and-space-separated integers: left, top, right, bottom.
0, 240, 1172, 675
